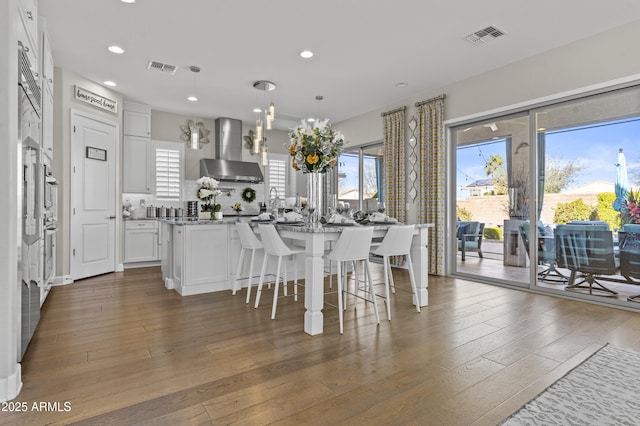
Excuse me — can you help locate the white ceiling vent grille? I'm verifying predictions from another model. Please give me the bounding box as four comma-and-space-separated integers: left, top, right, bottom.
146, 60, 177, 75
464, 25, 506, 46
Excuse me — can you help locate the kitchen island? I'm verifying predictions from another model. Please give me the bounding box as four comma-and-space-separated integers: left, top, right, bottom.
161, 219, 434, 335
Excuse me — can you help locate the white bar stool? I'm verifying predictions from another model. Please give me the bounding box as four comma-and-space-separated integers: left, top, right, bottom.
233, 222, 264, 304
370, 225, 420, 320
254, 224, 305, 320
327, 227, 380, 334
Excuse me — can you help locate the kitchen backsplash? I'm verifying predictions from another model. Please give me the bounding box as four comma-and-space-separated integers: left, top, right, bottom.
123, 180, 269, 217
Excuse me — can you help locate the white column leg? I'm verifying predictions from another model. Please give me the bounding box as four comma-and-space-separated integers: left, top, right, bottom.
304, 233, 325, 335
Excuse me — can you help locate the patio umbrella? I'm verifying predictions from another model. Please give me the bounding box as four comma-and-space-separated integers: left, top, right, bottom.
613, 148, 629, 212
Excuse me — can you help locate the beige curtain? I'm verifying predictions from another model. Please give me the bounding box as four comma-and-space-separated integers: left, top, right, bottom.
382, 107, 406, 224
416, 95, 445, 275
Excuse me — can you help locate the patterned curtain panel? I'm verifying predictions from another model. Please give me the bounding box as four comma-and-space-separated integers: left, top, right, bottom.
382, 107, 406, 265
382, 107, 406, 224
416, 95, 445, 275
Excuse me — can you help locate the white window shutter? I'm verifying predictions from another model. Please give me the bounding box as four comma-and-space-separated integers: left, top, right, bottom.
156, 148, 181, 200
268, 157, 286, 199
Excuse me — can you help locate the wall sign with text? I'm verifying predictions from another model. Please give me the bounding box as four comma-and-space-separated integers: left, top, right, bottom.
74, 86, 118, 114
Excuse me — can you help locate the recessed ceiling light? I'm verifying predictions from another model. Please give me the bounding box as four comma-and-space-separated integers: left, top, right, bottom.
187, 96, 198, 102
307, 118, 315, 122
121, 0, 136, 3
107, 45, 124, 54
103, 81, 116, 87
253, 108, 262, 113
300, 50, 314, 59
395, 82, 408, 88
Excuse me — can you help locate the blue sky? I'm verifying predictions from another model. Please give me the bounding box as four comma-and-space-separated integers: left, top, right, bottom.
457, 118, 640, 200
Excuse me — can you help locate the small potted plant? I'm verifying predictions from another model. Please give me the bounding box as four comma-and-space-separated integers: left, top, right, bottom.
232, 203, 243, 217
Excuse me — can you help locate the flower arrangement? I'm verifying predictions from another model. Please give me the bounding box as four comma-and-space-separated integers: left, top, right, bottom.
232, 203, 243, 213
621, 189, 640, 225
287, 118, 345, 173
196, 176, 221, 212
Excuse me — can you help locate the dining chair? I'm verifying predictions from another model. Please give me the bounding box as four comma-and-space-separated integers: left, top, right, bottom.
327, 227, 380, 334
254, 224, 305, 319
370, 225, 420, 320
233, 222, 264, 304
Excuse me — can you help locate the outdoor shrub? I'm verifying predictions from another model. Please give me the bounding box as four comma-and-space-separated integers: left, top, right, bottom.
457, 206, 473, 221
484, 227, 502, 240
594, 192, 621, 230
553, 198, 592, 224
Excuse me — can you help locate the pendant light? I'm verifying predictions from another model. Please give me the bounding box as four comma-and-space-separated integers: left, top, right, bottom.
188, 65, 201, 150
252, 80, 276, 153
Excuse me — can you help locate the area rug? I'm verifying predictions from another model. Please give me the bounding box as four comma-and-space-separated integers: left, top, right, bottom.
500, 344, 640, 426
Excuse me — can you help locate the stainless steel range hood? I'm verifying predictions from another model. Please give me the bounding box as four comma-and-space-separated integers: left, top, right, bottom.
200, 117, 263, 183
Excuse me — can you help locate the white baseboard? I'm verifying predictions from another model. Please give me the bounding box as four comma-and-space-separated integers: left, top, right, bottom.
0, 364, 22, 402
52, 275, 73, 286
116, 263, 124, 272
123, 261, 160, 269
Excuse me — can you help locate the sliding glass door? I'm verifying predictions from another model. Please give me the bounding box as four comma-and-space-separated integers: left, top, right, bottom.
452, 113, 531, 287
449, 83, 640, 306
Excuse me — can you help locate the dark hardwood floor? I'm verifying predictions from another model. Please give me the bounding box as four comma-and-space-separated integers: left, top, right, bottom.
4, 265, 640, 425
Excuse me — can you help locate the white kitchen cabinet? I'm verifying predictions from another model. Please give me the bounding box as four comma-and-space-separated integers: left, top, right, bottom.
17, 0, 38, 78
124, 220, 159, 263
40, 24, 54, 94
40, 24, 54, 160
123, 135, 152, 193
123, 105, 151, 137
123, 102, 152, 193
172, 224, 230, 296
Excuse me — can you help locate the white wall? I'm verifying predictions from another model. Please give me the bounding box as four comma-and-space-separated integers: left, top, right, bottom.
0, 0, 22, 402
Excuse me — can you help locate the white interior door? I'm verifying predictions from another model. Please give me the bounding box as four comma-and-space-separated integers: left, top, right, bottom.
71, 113, 117, 280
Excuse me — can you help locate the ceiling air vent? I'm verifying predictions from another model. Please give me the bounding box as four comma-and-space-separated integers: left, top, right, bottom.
146, 60, 177, 75
464, 25, 506, 46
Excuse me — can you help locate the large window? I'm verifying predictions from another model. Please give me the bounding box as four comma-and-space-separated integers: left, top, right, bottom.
338, 143, 383, 212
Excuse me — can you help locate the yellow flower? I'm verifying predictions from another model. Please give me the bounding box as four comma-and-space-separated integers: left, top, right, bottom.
306, 153, 319, 165
288, 143, 297, 155
292, 160, 299, 170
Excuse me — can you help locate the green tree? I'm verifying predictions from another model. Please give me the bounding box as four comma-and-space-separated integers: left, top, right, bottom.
553, 198, 593, 224
544, 158, 582, 193
485, 154, 507, 195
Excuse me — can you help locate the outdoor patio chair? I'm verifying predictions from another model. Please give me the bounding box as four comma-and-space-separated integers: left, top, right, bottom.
555, 225, 619, 296
519, 221, 567, 283
457, 221, 484, 261
618, 231, 640, 302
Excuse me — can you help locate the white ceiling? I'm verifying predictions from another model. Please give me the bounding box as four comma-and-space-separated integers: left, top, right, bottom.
38, 0, 640, 130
